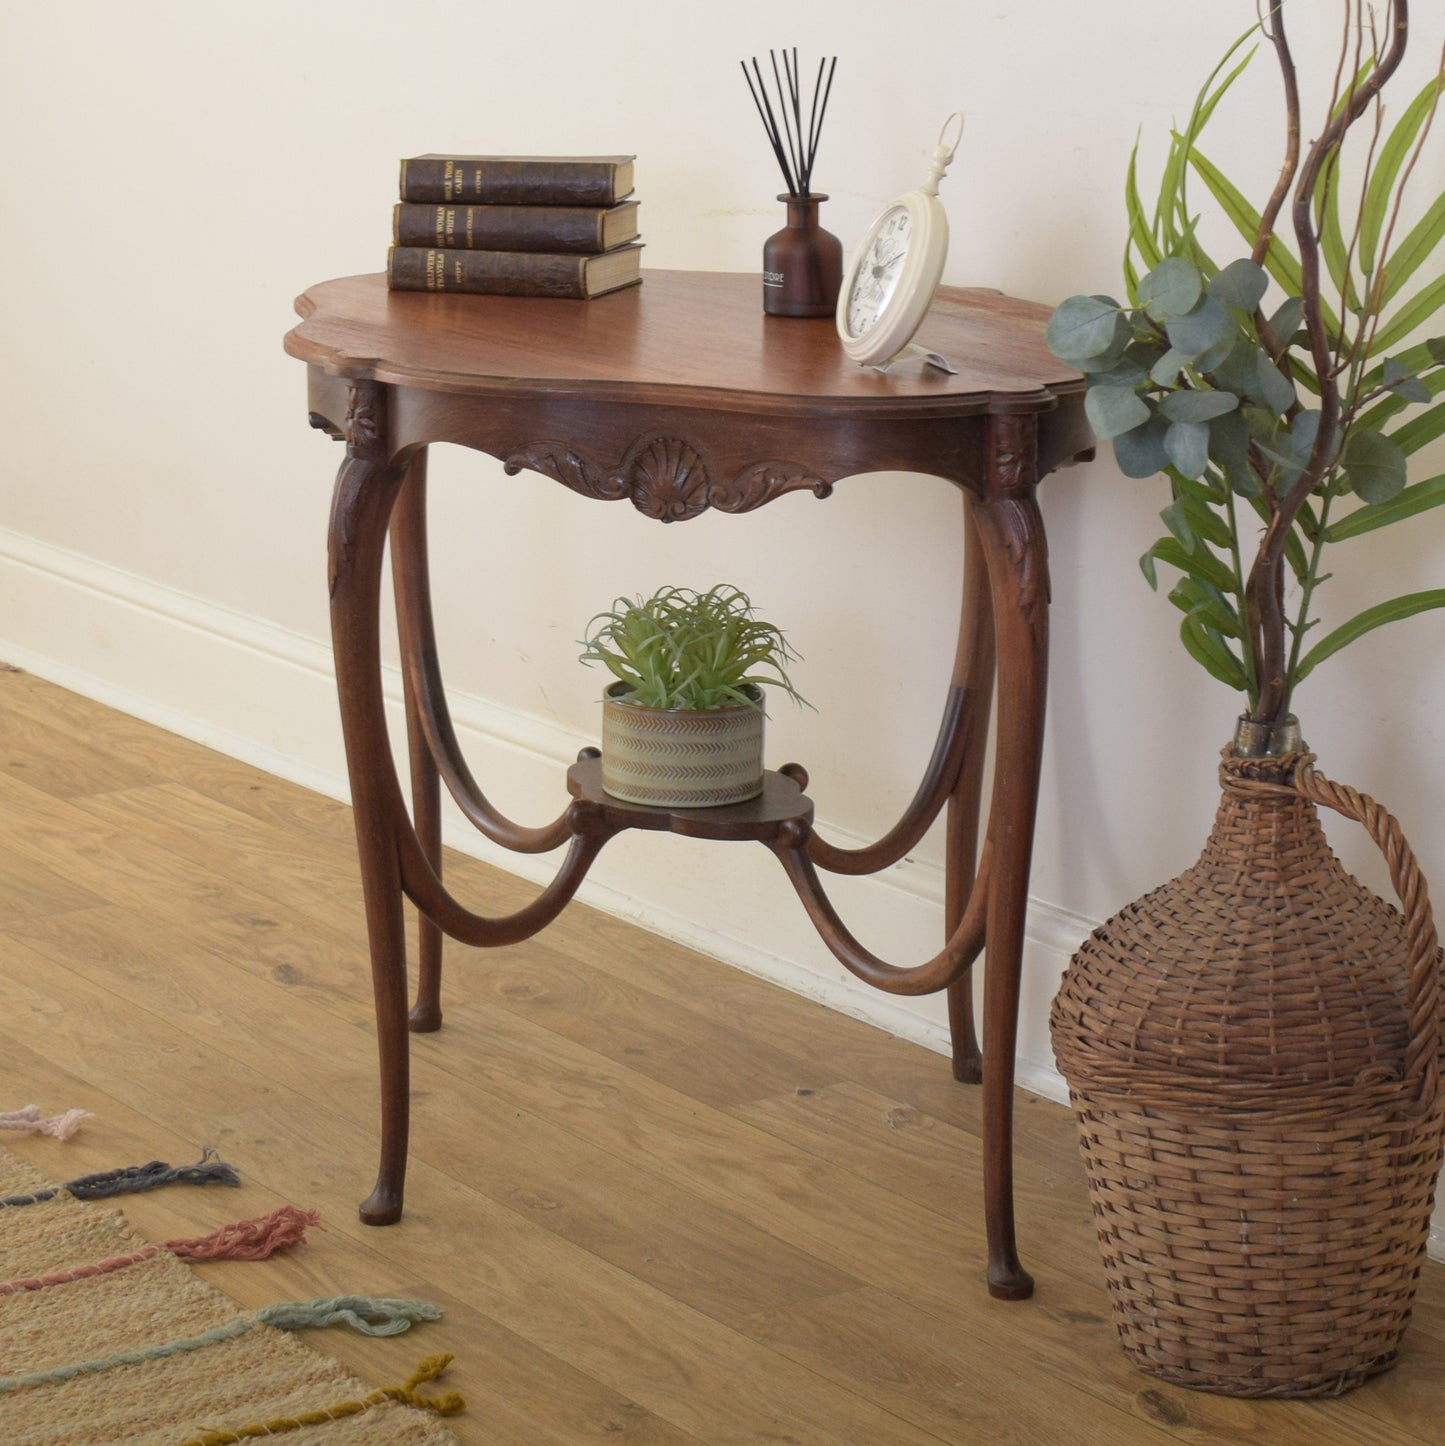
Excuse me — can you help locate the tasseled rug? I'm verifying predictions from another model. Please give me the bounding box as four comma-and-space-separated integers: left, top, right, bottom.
0, 1145, 463, 1444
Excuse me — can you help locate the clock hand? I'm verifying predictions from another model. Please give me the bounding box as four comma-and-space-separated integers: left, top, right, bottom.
868, 248, 906, 281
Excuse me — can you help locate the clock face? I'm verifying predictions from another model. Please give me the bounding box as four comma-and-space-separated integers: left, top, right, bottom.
836, 187, 948, 366
845, 204, 912, 337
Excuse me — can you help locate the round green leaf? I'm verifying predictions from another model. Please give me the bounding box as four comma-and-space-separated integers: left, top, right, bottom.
1389, 376, 1434, 404
1251, 348, 1297, 416
1160, 389, 1241, 423
1383, 357, 1433, 404
1150, 348, 1188, 387
1087, 357, 1151, 388
1165, 294, 1233, 361
1047, 295, 1126, 365
1208, 258, 1269, 312
1270, 296, 1305, 340
1139, 257, 1205, 321
1212, 336, 1261, 395
1114, 413, 1170, 478
1164, 419, 1211, 479
1192, 325, 1240, 375
1342, 429, 1408, 504
1085, 384, 1152, 440
1208, 410, 1251, 468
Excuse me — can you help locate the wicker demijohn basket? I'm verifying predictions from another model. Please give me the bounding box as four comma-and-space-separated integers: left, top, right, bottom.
1050, 748, 1444, 1397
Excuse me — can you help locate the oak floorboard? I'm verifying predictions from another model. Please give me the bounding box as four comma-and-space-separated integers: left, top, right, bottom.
0, 768, 282, 927
0, 675, 164, 799
1, 666, 1442, 1443
0, 837, 111, 928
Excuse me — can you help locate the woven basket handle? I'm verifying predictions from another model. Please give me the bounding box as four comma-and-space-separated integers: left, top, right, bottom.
1293, 762, 1441, 1104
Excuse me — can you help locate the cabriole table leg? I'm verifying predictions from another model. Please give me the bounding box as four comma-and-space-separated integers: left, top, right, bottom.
973, 427, 1050, 1299
328, 382, 416, 1225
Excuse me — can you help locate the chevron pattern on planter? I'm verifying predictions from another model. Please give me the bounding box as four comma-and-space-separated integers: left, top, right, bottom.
600, 686, 764, 807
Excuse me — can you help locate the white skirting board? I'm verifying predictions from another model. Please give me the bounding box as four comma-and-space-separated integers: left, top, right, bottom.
4, 525, 1442, 1261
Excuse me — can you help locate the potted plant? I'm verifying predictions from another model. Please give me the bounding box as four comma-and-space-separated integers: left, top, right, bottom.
1044, 2, 1445, 1398
579, 583, 807, 807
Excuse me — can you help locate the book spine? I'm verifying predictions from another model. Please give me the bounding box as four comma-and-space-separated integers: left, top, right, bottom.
399, 158, 624, 205
392, 203, 613, 254
387, 247, 593, 298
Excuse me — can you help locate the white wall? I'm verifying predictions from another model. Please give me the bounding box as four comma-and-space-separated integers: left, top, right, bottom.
3, 0, 1444, 1222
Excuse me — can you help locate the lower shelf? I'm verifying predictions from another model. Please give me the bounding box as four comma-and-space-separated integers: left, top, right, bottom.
566, 756, 814, 843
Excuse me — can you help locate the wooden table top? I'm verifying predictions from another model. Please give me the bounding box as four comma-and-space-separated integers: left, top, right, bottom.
285, 270, 1083, 422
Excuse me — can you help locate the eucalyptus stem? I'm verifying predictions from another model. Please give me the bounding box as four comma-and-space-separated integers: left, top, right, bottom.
1282, 488, 1337, 715
1226, 487, 1262, 712
1283, 270, 1376, 711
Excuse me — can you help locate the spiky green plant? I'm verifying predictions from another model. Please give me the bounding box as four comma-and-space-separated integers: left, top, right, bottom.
579, 584, 808, 712
1047, 2, 1445, 733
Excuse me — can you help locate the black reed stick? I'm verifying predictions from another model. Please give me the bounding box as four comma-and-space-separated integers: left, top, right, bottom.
741, 50, 837, 199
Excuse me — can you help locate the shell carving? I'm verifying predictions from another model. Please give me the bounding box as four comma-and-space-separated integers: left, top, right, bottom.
625, 437, 710, 522
504, 434, 833, 521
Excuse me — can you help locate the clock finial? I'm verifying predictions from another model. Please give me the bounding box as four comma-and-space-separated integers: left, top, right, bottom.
920, 112, 965, 199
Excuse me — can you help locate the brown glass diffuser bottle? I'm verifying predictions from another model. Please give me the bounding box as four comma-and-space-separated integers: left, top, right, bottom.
742, 50, 840, 317
763, 192, 843, 317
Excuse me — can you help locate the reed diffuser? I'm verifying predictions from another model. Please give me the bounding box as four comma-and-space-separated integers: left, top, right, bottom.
741, 50, 841, 317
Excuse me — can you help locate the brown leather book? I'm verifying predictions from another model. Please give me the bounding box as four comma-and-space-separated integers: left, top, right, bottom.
392, 199, 640, 254
399, 155, 635, 206
386, 244, 644, 298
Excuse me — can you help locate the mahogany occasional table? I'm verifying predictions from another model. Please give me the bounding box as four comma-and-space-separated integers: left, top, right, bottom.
285, 270, 1089, 1299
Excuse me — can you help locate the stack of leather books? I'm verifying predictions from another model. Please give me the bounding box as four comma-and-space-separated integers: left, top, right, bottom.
386, 154, 642, 299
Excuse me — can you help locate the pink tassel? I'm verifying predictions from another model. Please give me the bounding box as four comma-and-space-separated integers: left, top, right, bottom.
166, 1205, 321, 1261
0, 1248, 159, 1294
0, 1106, 94, 1139
0, 1204, 320, 1295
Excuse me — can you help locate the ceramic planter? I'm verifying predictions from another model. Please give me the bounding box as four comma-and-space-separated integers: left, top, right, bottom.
600, 682, 764, 807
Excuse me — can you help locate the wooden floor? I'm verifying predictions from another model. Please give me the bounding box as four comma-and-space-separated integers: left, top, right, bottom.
2, 666, 1445, 1443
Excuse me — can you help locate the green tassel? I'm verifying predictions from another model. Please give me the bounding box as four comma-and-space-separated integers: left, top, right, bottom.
0, 1297, 446, 1398
255, 1296, 444, 1336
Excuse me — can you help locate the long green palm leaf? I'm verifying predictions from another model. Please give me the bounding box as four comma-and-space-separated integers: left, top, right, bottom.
1323, 473, 1445, 541
1379, 191, 1445, 307
1362, 75, 1445, 273
1368, 271, 1445, 355
1296, 589, 1445, 680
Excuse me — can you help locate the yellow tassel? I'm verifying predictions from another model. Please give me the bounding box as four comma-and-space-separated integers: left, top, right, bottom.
379, 1353, 466, 1415
178, 1354, 464, 1443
